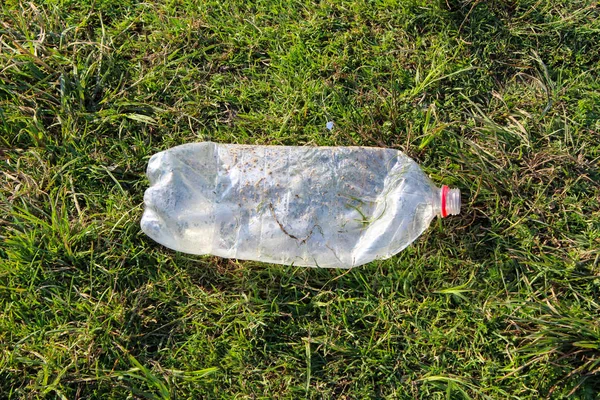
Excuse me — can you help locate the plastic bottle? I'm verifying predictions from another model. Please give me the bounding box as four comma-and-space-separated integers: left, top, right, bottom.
141, 142, 460, 268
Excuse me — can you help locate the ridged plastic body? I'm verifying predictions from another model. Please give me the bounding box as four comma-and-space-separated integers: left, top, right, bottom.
141, 142, 451, 268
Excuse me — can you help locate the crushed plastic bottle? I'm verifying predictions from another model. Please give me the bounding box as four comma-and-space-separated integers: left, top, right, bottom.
141, 142, 460, 268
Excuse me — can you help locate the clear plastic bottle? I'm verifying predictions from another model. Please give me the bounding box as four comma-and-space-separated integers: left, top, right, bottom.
141, 142, 460, 268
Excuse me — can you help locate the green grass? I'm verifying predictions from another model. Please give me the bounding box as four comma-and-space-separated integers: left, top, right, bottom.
1, 0, 599, 398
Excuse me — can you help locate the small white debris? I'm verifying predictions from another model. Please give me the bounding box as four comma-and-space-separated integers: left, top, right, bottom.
326, 121, 334, 131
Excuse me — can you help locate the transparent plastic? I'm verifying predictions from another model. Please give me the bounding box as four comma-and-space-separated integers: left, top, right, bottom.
141, 142, 460, 268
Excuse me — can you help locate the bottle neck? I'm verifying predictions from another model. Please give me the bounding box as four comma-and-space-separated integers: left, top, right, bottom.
439, 185, 461, 218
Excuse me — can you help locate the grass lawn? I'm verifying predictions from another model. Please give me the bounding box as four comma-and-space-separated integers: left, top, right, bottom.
1, 0, 599, 398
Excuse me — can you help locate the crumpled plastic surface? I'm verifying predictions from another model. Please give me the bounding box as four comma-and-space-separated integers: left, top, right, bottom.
141, 142, 439, 268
